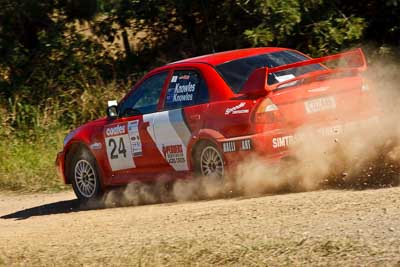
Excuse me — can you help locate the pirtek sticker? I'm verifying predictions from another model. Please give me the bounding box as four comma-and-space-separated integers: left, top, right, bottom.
162, 144, 185, 164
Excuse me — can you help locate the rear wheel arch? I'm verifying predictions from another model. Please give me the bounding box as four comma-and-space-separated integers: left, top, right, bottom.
191, 139, 215, 166
188, 129, 226, 170
190, 138, 225, 174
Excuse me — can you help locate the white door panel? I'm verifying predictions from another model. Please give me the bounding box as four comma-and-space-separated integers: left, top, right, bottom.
143, 110, 191, 171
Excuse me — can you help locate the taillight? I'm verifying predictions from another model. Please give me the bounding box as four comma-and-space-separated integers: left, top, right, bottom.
253, 98, 284, 124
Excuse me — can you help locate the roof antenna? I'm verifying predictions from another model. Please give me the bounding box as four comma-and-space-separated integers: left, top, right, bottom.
201, 0, 216, 53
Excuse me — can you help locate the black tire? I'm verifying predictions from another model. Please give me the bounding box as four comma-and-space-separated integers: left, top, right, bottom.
67, 148, 103, 202
193, 141, 225, 178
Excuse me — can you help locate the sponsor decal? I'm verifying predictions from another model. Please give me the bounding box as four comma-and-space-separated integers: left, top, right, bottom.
223, 141, 236, 153
232, 109, 249, 114
174, 82, 196, 93
304, 96, 336, 114
127, 120, 142, 157
272, 135, 295, 149
223, 139, 252, 153
162, 144, 185, 164
241, 139, 252, 150
272, 118, 379, 149
144, 110, 191, 171
105, 124, 126, 137
179, 74, 190, 80
104, 123, 135, 171
90, 142, 102, 150
166, 78, 197, 103
225, 102, 249, 115
171, 82, 196, 102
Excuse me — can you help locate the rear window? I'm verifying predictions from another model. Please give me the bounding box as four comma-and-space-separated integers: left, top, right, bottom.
216, 50, 324, 93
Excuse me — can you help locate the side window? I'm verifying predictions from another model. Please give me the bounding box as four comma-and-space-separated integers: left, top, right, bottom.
164, 70, 209, 110
119, 71, 168, 116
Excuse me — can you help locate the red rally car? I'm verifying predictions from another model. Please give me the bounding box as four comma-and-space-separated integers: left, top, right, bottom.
56, 47, 376, 201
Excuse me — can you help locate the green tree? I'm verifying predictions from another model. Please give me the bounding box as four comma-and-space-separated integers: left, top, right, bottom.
0, 0, 115, 128
1, 0, 399, 131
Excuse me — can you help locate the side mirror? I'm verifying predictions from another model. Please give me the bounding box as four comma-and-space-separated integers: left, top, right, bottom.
106, 100, 118, 119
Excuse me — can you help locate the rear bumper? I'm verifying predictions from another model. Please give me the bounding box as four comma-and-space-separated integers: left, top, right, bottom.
217, 115, 380, 165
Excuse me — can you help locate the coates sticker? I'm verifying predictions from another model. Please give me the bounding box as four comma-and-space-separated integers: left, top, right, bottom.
225, 102, 249, 115
127, 120, 142, 157
162, 144, 185, 164
104, 123, 135, 171
105, 124, 126, 137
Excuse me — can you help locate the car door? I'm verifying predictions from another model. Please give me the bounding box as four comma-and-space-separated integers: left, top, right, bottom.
103, 71, 170, 181
143, 69, 210, 172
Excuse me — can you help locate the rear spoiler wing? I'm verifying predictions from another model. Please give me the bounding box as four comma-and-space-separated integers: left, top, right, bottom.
241, 48, 367, 96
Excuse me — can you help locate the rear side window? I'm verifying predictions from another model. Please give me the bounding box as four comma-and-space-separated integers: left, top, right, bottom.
216, 50, 325, 93
164, 70, 209, 110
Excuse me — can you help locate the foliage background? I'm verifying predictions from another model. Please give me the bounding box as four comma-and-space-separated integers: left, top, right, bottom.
0, 0, 399, 191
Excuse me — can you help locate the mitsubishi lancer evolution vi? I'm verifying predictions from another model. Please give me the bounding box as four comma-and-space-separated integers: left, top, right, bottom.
56, 47, 377, 201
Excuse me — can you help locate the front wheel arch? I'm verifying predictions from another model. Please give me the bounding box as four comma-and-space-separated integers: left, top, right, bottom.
66, 144, 104, 201
64, 142, 102, 186
64, 143, 86, 184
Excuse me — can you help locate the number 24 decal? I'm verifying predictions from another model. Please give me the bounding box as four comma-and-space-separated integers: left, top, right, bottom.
108, 137, 127, 159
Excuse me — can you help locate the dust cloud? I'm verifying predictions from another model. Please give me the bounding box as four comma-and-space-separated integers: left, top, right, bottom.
235, 57, 400, 195
101, 57, 400, 208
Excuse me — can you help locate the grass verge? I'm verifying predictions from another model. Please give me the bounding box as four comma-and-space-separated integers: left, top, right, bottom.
0, 130, 68, 192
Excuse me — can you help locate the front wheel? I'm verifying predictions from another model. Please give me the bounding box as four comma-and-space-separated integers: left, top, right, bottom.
68, 148, 103, 202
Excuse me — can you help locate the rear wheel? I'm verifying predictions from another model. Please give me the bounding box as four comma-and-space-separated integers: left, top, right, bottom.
194, 142, 224, 178
68, 148, 103, 202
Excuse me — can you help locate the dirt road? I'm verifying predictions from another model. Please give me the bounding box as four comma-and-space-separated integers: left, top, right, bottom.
1, 186, 400, 266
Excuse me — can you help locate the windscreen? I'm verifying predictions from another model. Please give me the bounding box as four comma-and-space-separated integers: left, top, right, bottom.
216, 50, 325, 93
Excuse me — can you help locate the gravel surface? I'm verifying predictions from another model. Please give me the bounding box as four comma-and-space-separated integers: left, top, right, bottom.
1, 187, 400, 266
